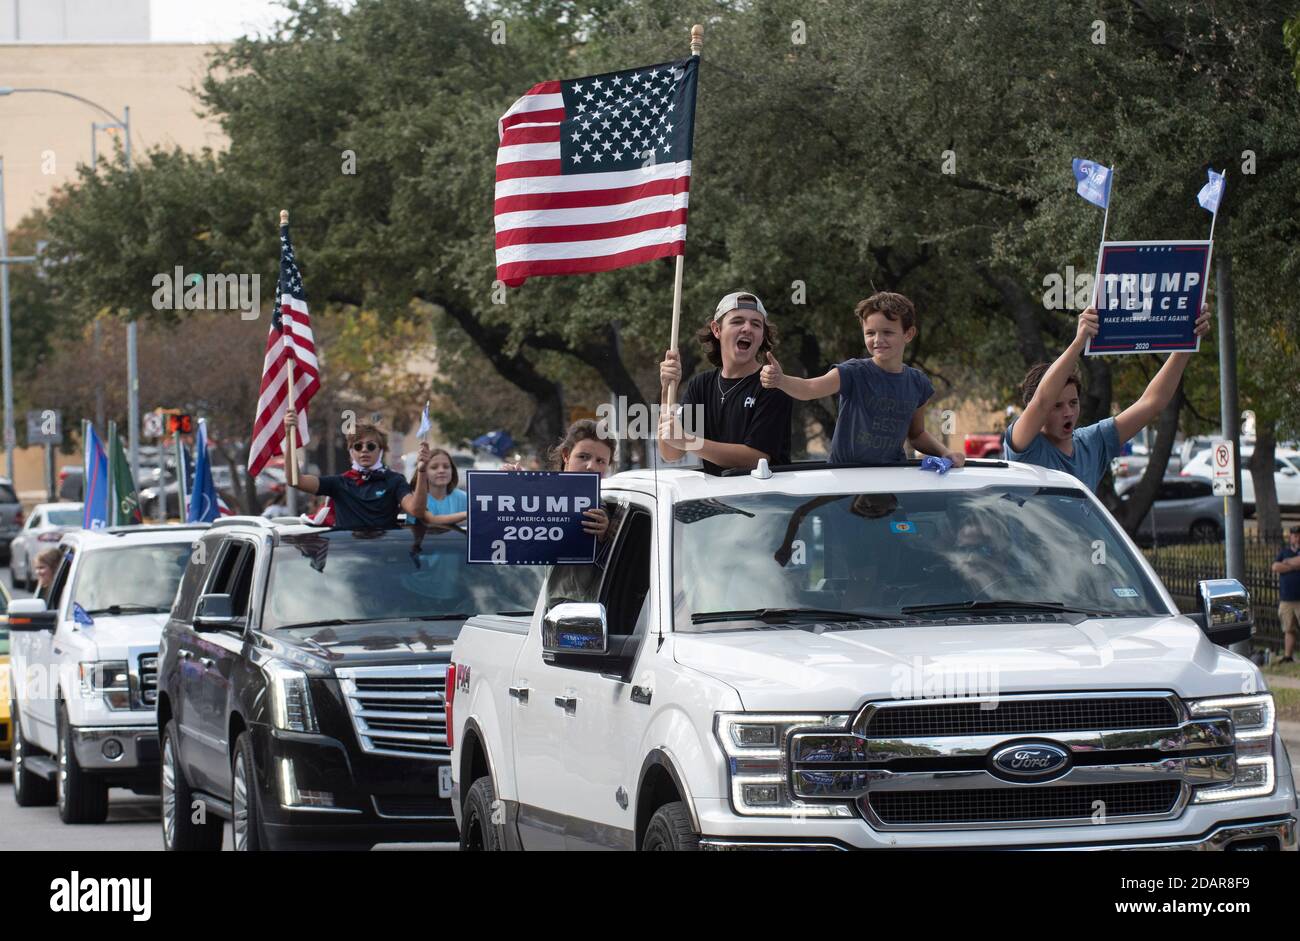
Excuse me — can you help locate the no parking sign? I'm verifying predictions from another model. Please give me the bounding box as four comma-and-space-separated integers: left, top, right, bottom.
1211, 439, 1235, 496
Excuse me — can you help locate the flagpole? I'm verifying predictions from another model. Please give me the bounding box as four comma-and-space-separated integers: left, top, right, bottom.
1090, 166, 1114, 311
280, 208, 300, 488
665, 23, 703, 409
1208, 170, 1226, 244
176, 424, 188, 522
107, 419, 117, 526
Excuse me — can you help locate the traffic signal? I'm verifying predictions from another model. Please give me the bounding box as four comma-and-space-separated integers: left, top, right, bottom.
167, 413, 194, 435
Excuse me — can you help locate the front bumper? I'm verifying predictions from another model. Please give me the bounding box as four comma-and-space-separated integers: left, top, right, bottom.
252, 725, 457, 848
71, 724, 158, 771
700, 816, 1297, 851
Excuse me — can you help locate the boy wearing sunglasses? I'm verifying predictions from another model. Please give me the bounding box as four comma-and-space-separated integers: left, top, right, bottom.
283, 408, 428, 528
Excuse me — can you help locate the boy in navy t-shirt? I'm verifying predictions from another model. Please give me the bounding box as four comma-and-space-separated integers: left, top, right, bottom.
283, 408, 428, 528
1004, 305, 1212, 492
760, 292, 964, 465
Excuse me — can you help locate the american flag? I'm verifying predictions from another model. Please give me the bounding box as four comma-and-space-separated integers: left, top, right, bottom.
494, 56, 699, 288
248, 220, 321, 477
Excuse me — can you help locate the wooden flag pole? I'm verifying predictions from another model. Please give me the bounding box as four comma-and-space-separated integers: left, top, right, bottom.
665, 23, 703, 409
280, 208, 299, 487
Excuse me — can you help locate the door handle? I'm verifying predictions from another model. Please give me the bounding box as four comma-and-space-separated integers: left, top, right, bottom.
553, 695, 577, 715
179, 649, 193, 660
200, 658, 215, 669
508, 686, 530, 703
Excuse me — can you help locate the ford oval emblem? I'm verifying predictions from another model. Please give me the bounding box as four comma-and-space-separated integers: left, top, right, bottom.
990, 742, 1071, 780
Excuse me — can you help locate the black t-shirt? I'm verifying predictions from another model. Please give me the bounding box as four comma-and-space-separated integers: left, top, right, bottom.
316, 469, 412, 529
1278, 546, 1300, 602
679, 368, 793, 475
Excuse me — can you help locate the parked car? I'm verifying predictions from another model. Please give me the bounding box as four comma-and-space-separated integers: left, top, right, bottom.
10, 502, 84, 591
1182, 446, 1300, 511
7, 525, 207, 822
58, 466, 83, 502
1, 578, 12, 760
0, 478, 22, 565
963, 432, 1003, 458
450, 461, 1294, 850
1117, 476, 1223, 544
156, 518, 542, 851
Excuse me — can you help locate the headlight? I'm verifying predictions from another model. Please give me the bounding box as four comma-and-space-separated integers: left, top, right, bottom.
265, 660, 318, 733
1188, 694, 1276, 803
715, 713, 855, 818
79, 661, 130, 710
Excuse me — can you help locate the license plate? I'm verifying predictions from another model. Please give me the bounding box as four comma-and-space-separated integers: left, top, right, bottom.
438, 765, 453, 798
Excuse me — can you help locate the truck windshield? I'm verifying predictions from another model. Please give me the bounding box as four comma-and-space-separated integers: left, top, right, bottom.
261, 527, 543, 631
673, 485, 1168, 632
73, 544, 192, 615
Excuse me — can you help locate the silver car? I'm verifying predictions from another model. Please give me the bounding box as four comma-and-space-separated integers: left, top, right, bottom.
1118, 476, 1223, 544
9, 502, 84, 589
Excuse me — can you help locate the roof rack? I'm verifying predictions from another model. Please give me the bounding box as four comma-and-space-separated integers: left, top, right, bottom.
103, 523, 212, 535
210, 516, 276, 530
719, 458, 1009, 476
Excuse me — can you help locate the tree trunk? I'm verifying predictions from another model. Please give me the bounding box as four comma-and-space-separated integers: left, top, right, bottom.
1114, 381, 1183, 533
1249, 419, 1282, 541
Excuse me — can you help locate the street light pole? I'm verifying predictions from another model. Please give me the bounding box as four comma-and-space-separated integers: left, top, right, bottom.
0, 88, 139, 487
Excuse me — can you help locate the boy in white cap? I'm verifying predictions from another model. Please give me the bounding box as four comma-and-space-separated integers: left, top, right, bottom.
658, 291, 793, 474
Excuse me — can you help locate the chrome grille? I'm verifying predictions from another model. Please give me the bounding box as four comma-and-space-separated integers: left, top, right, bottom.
336, 664, 448, 759
862, 696, 1178, 738
867, 781, 1182, 826
137, 654, 158, 708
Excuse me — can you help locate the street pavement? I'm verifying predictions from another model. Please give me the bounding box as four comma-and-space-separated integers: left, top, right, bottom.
0, 565, 453, 851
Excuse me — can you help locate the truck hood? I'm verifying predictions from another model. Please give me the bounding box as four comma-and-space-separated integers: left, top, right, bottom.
673, 615, 1261, 712
267, 619, 458, 667
77, 612, 168, 655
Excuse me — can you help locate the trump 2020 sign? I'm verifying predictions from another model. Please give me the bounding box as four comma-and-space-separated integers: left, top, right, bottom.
1086, 240, 1211, 355
466, 470, 600, 564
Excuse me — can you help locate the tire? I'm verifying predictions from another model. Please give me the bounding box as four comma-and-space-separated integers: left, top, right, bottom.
1189, 519, 1222, 543
10, 701, 56, 806
460, 776, 506, 851
160, 721, 223, 851
231, 732, 267, 851
56, 704, 108, 824
642, 801, 700, 851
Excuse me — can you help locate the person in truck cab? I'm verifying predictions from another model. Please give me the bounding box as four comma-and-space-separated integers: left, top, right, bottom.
1005, 305, 1212, 491
283, 407, 429, 528
34, 547, 61, 599
504, 419, 615, 542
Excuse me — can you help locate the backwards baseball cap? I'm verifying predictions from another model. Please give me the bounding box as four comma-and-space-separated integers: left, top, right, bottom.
714, 291, 768, 321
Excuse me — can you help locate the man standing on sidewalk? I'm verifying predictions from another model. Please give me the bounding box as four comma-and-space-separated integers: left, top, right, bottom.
1271, 525, 1300, 663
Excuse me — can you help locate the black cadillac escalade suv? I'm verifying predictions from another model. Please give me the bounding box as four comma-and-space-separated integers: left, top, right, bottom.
156, 518, 542, 851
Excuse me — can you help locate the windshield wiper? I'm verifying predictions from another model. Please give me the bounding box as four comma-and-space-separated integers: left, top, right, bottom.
84, 604, 168, 616
692, 607, 916, 625
275, 617, 394, 630
495, 610, 534, 616
413, 613, 472, 621
901, 599, 1114, 618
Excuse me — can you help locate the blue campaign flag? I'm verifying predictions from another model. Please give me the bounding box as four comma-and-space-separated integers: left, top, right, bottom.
416, 401, 432, 439
466, 470, 599, 564
1071, 158, 1112, 209
82, 423, 110, 530
1197, 168, 1225, 214
187, 419, 221, 523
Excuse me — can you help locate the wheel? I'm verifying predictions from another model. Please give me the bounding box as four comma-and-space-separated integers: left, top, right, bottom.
10, 701, 56, 806
1189, 519, 1222, 542
642, 801, 700, 851
460, 775, 505, 851
231, 732, 267, 851
56, 703, 108, 824
160, 721, 223, 851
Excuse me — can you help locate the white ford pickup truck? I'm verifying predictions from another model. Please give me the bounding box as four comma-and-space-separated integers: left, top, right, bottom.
448, 461, 1297, 850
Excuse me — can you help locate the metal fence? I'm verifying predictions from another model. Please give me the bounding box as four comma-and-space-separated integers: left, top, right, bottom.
1142, 537, 1289, 651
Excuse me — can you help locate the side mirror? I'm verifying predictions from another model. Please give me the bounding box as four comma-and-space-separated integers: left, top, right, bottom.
542, 602, 608, 657
1194, 579, 1253, 646
7, 597, 56, 632
194, 593, 236, 632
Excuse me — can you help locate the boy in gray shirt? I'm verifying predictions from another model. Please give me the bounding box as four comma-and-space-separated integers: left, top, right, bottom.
761, 292, 963, 465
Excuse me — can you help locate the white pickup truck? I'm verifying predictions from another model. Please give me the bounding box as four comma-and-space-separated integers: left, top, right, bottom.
8, 526, 203, 823
448, 461, 1296, 850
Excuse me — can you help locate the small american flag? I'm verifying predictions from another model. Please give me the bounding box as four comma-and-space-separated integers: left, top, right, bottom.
248, 220, 321, 477
494, 57, 699, 288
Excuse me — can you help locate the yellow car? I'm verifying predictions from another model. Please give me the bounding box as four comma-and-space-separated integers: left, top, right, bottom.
1, 578, 11, 760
